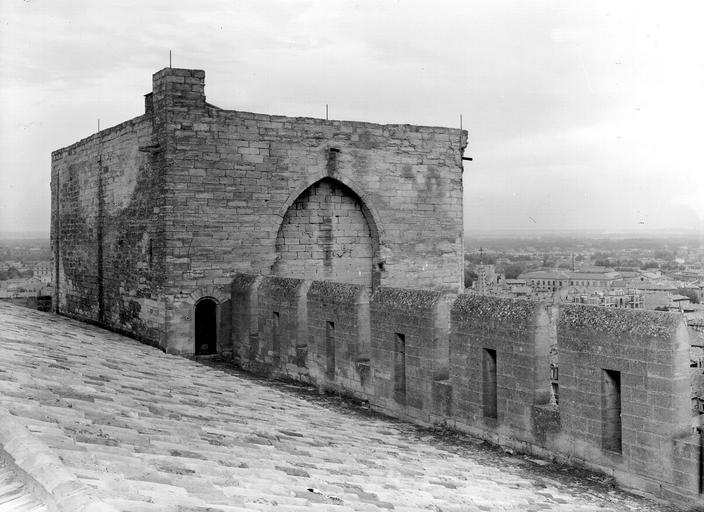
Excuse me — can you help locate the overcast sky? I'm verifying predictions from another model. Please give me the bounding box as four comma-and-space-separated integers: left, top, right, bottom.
1, 0, 703, 236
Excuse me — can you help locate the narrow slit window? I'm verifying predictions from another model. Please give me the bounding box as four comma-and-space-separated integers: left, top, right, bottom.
482, 348, 498, 419
550, 364, 559, 406
272, 312, 280, 355
602, 369, 622, 453
394, 333, 406, 404
326, 321, 335, 379
551, 383, 559, 405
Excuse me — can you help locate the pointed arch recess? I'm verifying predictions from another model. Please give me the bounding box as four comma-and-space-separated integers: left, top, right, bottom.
276, 173, 384, 241
273, 177, 381, 289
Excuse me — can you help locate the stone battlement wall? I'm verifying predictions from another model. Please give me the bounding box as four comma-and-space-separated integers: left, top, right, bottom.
231, 273, 701, 507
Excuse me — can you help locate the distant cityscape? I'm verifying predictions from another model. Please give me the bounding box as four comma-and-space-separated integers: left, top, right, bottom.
0, 236, 52, 310
3, 232, 704, 322
462, 232, 704, 416
464, 233, 704, 319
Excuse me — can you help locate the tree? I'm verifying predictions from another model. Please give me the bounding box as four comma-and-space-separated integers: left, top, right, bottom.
464, 270, 478, 289
503, 263, 526, 279
676, 288, 700, 304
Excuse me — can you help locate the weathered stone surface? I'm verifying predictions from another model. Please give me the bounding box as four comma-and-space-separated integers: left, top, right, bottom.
233, 289, 701, 508
49, 67, 702, 509
307, 280, 370, 393
557, 304, 691, 494
51, 67, 467, 353
0, 303, 677, 512
450, 296, 552, 441
369, 287, 452, 422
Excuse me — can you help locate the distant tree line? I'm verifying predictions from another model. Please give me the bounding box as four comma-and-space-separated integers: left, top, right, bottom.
0, 267, 33, 281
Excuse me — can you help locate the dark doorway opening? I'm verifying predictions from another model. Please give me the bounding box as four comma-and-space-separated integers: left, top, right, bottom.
195, 298, 217, 355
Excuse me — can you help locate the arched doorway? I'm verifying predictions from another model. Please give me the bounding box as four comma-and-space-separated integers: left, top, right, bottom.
272, 177, 380, 288
194, 298, 217, 355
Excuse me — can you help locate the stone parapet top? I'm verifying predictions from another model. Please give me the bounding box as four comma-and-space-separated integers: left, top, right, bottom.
452, 294, 538, 325
558, 303, 681, 338
371, 286, 445, 310
213, 105, 469, 141
51, 115, 149, 159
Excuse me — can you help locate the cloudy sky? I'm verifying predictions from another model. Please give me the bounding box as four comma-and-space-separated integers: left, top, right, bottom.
1, 0, 703, 236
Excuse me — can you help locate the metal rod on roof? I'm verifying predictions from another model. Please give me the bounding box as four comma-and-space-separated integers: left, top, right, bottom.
169, 50, 172, 68
326, 104, 329, 120
459, 113, 473, 161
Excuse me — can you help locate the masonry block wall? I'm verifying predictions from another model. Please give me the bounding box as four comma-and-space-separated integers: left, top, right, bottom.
557, 305, 694, 501
231, 274, 262, 364
52, 67, 467, 353
369, 287, 452, 422
449, 296, 555, 444
306, 281, 370, 393
230, 277, 702, 508
164, 79, 467, 293
252, 276, 309, 378
273, 179, 375, 287
50, 112, 167, 346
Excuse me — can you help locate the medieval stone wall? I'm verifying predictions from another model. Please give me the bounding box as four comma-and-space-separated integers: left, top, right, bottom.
52, 67, 465, 352
157, 68, 465, 351
231, 273, 702, 508
306, 280, 370, 392
557, 306, 694, 501
369, 287, 451, 421
161, 76, 466, 292
450, 296, 555, 444
50, 114, 168, 346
